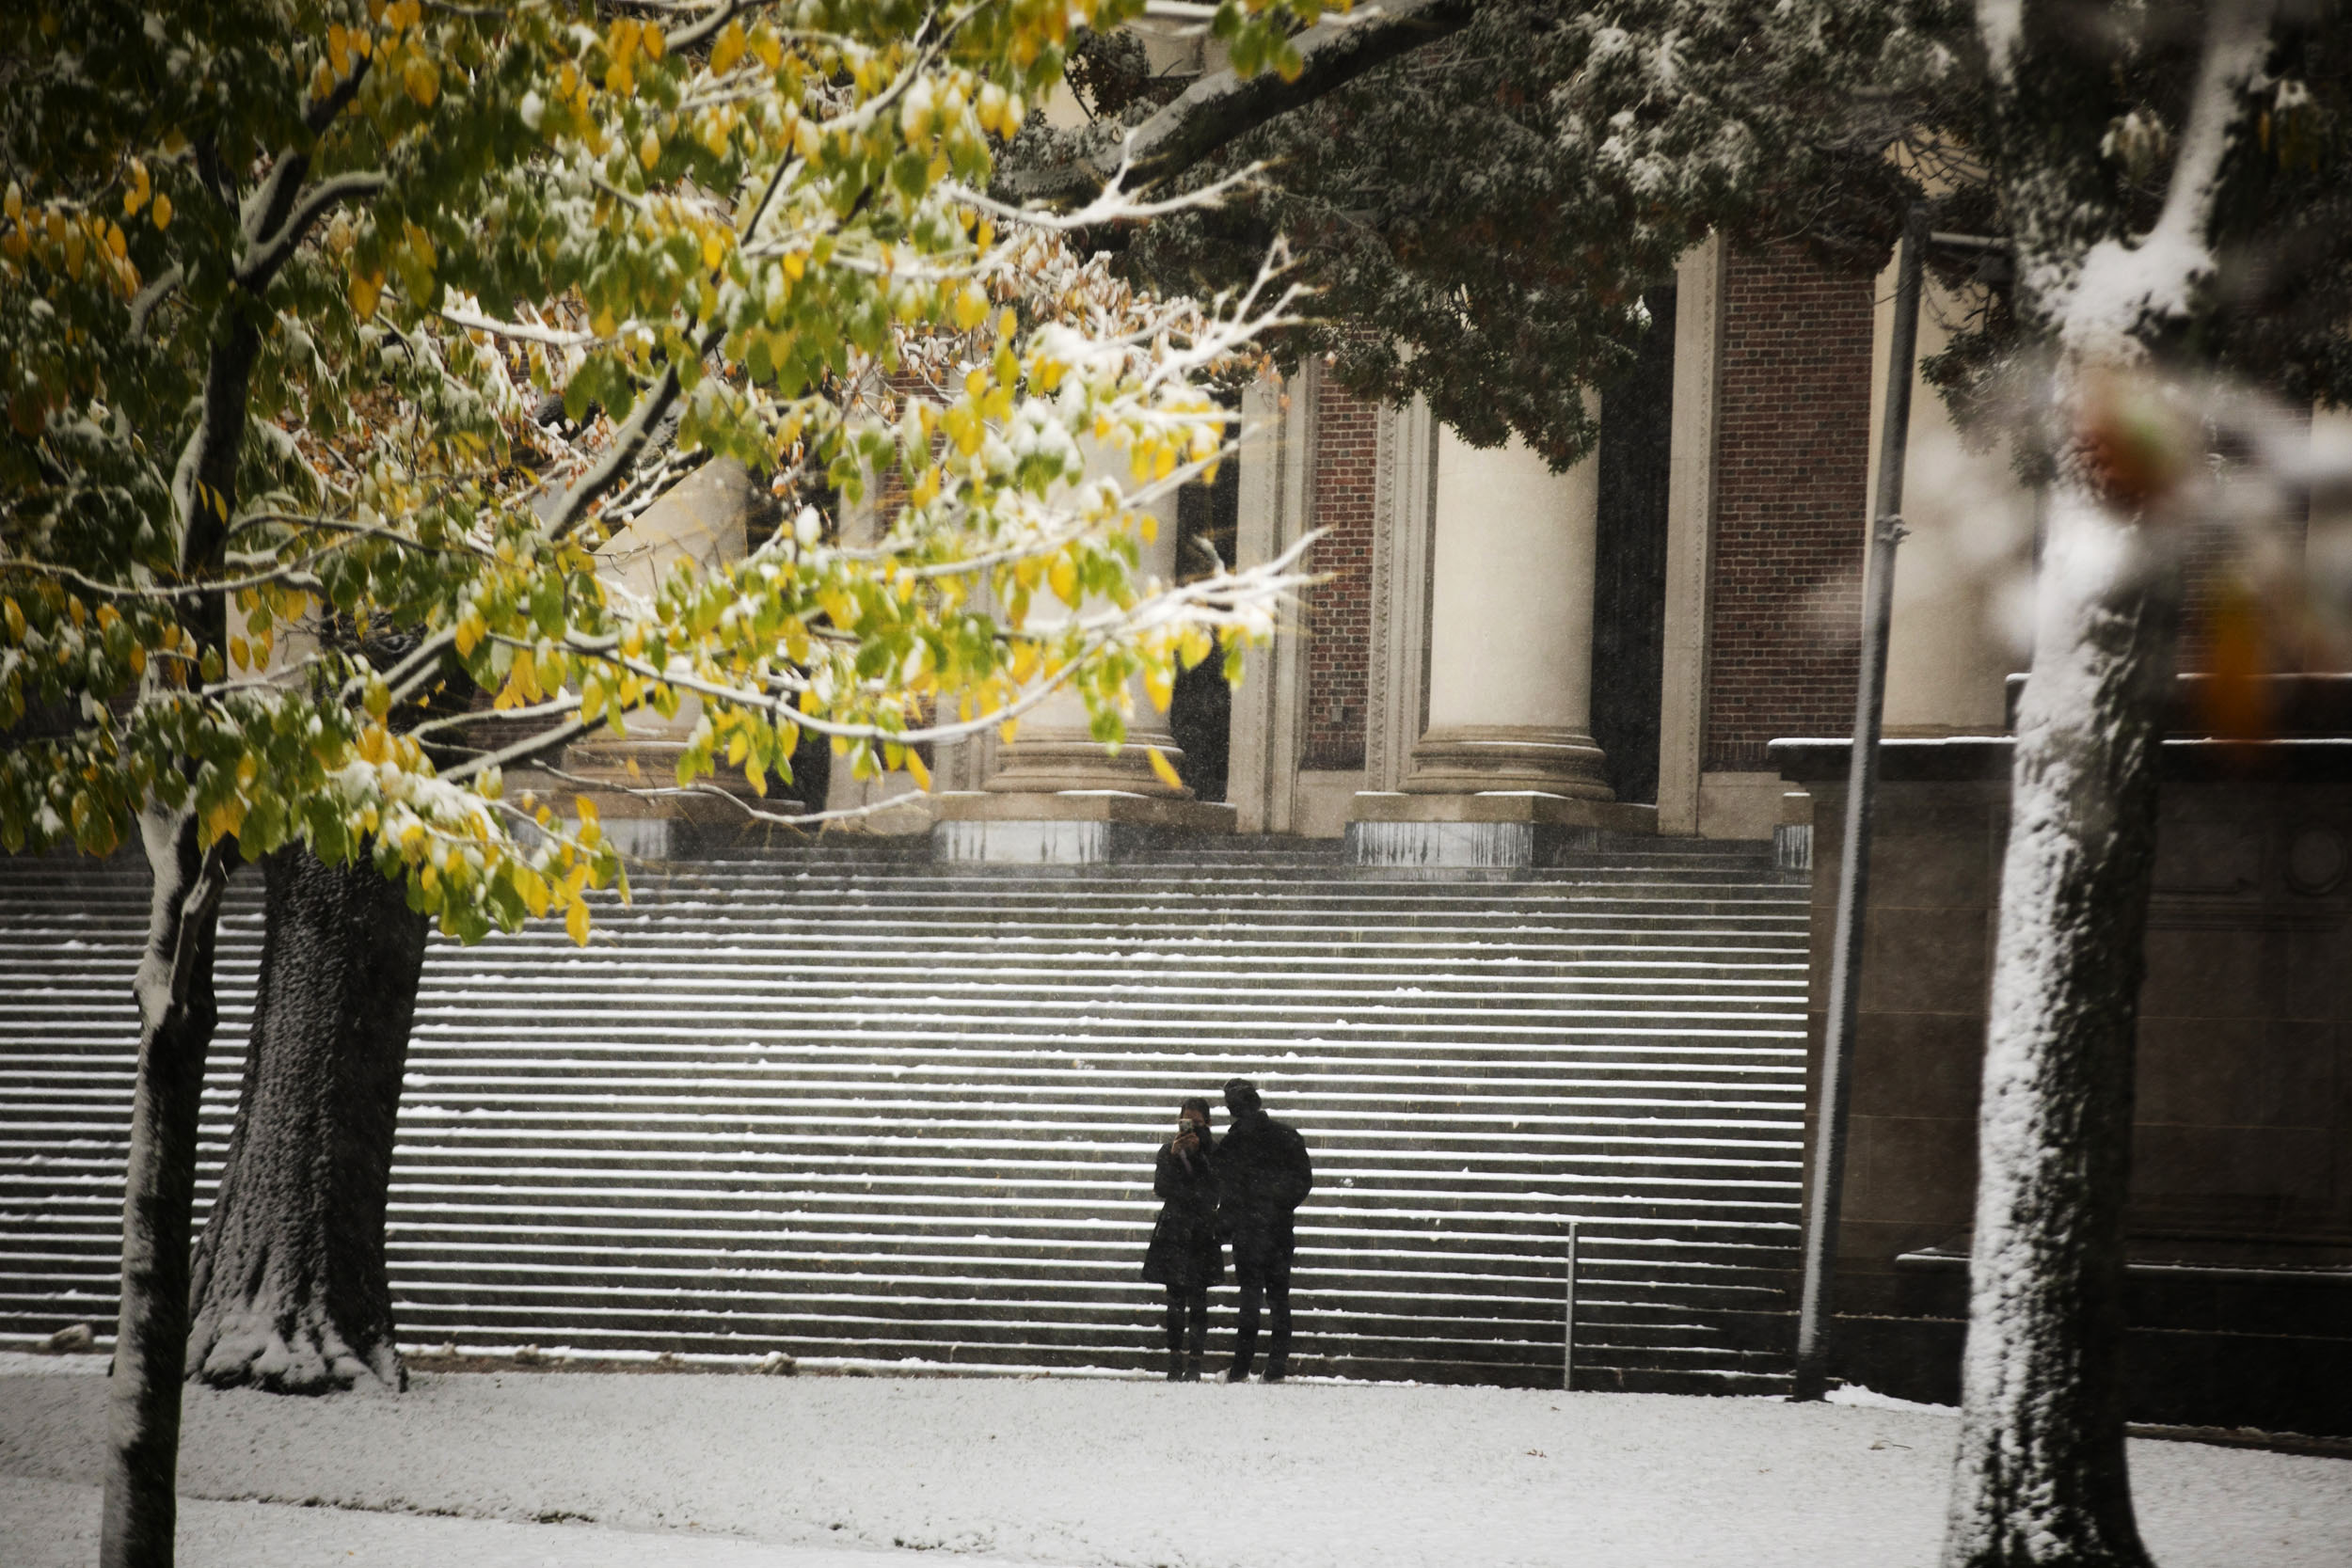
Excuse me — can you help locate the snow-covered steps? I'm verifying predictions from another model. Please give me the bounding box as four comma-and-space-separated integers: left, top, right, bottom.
0, 838, 1810, 1391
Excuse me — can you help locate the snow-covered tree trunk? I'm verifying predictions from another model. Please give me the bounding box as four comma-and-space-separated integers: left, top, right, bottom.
1940, 478, 2175, 1568
185, 846, 428, 1394
1944, 4, 2276, 1563
103, 811, 230, 1568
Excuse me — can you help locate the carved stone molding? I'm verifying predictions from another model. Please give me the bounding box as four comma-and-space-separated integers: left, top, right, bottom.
1402, 723, 1614, 799
1365, 397, 1438, 793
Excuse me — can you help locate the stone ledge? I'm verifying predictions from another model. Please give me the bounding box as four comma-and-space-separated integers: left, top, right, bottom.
930, 791, 1237, 832
1771, 735, 2352, 785
1345, 790, 1658, 834
930, 790, 1237, 866
1342, 792, 1658, 874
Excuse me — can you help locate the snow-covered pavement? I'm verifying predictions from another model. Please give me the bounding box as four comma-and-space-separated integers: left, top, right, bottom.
3, 1360, 2346, 1568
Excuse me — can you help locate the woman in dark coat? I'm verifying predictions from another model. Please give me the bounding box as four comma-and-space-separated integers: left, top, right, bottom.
1141, 1096, 1222, 1380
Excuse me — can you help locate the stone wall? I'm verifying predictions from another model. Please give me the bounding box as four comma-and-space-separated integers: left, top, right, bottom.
1777, 734, 2352, 1434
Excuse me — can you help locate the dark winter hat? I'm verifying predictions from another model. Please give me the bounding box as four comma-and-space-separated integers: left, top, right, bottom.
1179, 1096, 1213, 1123
1223, 1078, 1261, 1113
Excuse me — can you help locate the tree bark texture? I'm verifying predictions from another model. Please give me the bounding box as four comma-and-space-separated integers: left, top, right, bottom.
185, 845, 430, 1394
1940, 483, 2176, 1568
102, 812, 228, 1568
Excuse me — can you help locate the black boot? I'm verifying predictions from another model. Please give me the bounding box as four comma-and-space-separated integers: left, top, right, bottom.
1182, 1354, 1203, 1383
1166, 1351, 1184, 1381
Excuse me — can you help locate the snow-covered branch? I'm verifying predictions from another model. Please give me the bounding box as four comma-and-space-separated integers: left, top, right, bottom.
996, 0, 1478, 204
440, 303, 598, 349
237, 171, 389, 291
2058, 0, 2278, 362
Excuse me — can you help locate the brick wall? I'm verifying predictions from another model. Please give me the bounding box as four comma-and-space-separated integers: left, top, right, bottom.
1704, 245, 1877, 770
1302, 371, 1378, 770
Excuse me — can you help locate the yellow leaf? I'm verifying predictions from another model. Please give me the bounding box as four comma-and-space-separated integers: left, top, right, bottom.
574, 794, 599, 824
998, 716, 1020, 746
403, 53, 438, 106
229, 635, 249, 671
565, 897, 590, 945
1047, 556, 1079, 607
952, 282, 989, 332
710, 20, 745, 72
1148, 747, 1184, 792
904, 749, 931, 791
151, 193, 172, 230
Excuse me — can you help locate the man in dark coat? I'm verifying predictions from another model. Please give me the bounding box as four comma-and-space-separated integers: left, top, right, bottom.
1215, 1077, 1312, 1383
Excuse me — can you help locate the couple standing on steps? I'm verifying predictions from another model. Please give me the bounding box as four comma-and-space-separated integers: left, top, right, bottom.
1141, 1078, 1313, 1384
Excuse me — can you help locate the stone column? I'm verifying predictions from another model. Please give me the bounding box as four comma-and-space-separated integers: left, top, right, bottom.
1402, 427, 1613, 798
1348, 420, 1653, 869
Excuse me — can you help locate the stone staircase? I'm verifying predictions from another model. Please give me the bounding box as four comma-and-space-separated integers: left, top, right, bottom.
0, 836, 1811, 1390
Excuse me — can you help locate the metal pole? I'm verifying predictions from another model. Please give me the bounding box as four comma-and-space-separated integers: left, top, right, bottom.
1790, 205, 1928, 1402
1564, 1221, 1579, 1393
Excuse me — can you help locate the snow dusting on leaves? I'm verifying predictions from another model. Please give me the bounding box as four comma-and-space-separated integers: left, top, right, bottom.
1, 0, 1319, 946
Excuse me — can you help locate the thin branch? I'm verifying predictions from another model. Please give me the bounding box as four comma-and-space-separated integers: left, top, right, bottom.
947, 156, 1268, 231
129, 265, 183, 341
662, 0, 755, 53
439, 303, 599, 348
439, 712, 603, 784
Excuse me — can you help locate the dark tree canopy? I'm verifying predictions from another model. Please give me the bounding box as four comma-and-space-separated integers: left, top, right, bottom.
1015, 0, 2352, 468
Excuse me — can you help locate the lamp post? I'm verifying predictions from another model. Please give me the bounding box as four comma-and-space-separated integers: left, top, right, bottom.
1790, 204, 1929, 1402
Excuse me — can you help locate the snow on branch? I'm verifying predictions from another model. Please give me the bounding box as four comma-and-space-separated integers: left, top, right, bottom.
997, 0, 1479, 204
2058, 0, 2279, 361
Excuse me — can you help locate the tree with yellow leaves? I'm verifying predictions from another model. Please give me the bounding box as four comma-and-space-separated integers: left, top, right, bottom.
0, 2, 1320, 1563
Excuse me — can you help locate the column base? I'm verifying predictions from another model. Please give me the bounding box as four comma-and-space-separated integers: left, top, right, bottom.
982, 736, 1190, 798
930, 791, 1235, 866
1402, 724, 1614, 799
1344, 791, 1656, 873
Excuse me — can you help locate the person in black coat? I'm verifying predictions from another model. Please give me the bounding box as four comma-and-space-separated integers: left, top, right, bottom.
1140, 1096, 1221, 1381
1214, 1077, 1311, 1383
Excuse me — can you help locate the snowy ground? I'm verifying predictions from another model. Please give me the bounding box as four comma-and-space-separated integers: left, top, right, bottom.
3, 1360, 2347, 1568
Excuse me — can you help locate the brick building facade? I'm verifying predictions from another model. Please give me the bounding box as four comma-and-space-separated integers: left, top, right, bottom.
1301, 378, 1381, 770
1703, 246, 1877, 772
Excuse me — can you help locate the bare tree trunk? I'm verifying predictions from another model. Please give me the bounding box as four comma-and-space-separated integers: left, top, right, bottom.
185, 845, 429, 1394
1940, 483, 2176, 1568
102, 812, 230, 1568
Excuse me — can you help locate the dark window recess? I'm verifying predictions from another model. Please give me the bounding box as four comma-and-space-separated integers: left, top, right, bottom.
1168, 427, 1239, 802
1591, 285, 1676, 806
